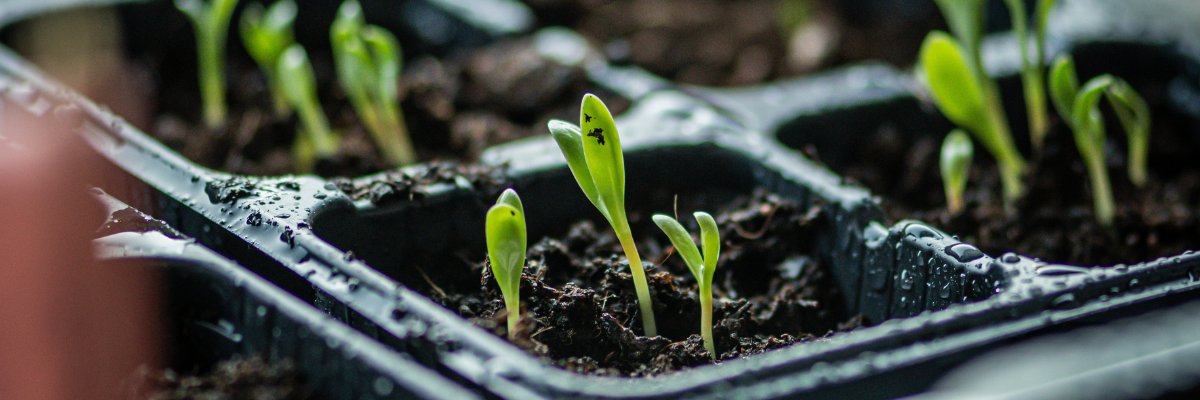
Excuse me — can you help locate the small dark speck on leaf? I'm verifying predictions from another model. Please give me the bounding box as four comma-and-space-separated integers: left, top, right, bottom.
587, 128, 605, 145
584, 113, 592, 122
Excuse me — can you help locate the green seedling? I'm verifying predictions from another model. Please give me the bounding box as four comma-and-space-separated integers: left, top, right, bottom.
1004, 0, 1059, 151
331, 0, 416, 167
940, 129, 975, 215
240, 0, 298, 116
277, 44, 339, 173
175, 0, 239, 129
547, 94, 657, 337
919, 31, 1026, 207
486, 188, 527, 339
652, 212, 721, 359
1049, 54, 1151, 226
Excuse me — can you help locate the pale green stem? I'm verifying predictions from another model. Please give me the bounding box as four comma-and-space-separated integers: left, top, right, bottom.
264, 71, 291, 116
296, 98, 338, 158
982, 95, 1027, 208
1129, 134, 1148, 187
374, 97, 417, 166
199, 27, 226, 128
700, 283, 715, 359
504, 288, 520, 339
1084, 152, 1115, 226
615, 224, 657, 337
1025, 72, 1050, 152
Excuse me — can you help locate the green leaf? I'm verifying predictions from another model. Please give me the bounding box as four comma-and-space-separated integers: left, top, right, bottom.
1103, 78, 1151, 186
239, 0, 297, 77
920, 32, 988, 136
651, 215, 704, 280
486, 189, 527, 305
278, 45, 337, 158
579, 94, 625, 222
940, 129, 974, 213
933, 0, 985, 60
548, 119, 607, 220
1073, 75, 1114, 146
361, 25, 402, 101
1048, 54, 1079, 128
695, 211, 719, 282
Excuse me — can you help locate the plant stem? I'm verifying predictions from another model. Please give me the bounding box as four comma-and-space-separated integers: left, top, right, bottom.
199, 28, 226, 129
1025, 72, 1050, 152
616, 225, 657, 337
504, 289, 519, 339
700, 283, 714, 359
296, 98, 338, 159
982, 94, 1027, 208
375, 98, 417, 166
1084, 152, 1115, 226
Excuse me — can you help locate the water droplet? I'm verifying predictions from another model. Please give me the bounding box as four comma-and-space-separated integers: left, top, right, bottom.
904, 224, 942, 240
1029, 285, 1043, 296
1189, 267, 1200, 282
1128, 278, 1142, 292
1113, 264, 1128, 273
946, 244, 984, 262
1051, 293, 1077, 309
256, 305, 267, 317
374, 377, 394, 396
1037, 264, 1089, 276
938, 283, 951, 299
324, 182, 338, 191
899, 269, 914, 290
863, 221, 888, 249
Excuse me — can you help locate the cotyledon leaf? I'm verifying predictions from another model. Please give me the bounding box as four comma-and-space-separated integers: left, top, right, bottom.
548, 119, 608, 221
579, 93, 625, 221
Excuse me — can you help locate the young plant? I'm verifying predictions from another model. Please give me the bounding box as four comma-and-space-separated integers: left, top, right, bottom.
331, 0, 416, 167
175, 0, 239, 129
277, 44, 339, 173
486, 188, 527, 339
547, 94, 658, 337
940, 129, 975, 215
240, 0, 298, 116
919, 31, 1026, 207
1048, 54, 1151, 226
1004, 0, 1059, 151
652, 212, 720, 359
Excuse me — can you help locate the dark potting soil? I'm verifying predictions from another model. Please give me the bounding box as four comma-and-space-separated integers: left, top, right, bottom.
836, 115, 1200, 267
327, 161, 512, 206
427, 189, 862, 376
520, 0, 940, 86
126, 356, 310, 400
139, 35, 627, 178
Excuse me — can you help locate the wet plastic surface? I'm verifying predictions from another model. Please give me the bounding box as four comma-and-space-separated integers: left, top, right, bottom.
93, 194, 481, 400
3, 0, 1200, 398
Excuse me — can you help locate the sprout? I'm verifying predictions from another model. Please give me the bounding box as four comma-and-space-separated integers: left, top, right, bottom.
240, 0, 298, 116
175, 0, 239, 129
940, 129, 974, 215
277, 45, 339, 173
331, 0, 416, 167
547, 94, 658, 337
1004, 0, 1059, 151
1048, 54, 1150, 225
919, 31, 1026, 207
486, 188, 527, 339
652, 212, 720, 359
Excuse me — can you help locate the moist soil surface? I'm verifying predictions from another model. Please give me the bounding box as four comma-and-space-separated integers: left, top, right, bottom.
430, 189, 862, 376
127, 356, 310, 400
521, 0, 940, 86
134, 34, 627, 178
838, 117, 1200, 267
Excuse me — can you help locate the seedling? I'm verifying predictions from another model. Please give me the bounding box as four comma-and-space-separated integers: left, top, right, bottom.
486, 188, 527, 339
331, 0, 416, 167
547, 94, 658, 337
175, 0, 239, 129
919, 31, 1026, 207
240, 0, 298, 116
1049, 54, 1151, 226
652, 212, 720, 359
940, 129, 974, 215
277, 44, 339, 173
1004, 0, 1059, 151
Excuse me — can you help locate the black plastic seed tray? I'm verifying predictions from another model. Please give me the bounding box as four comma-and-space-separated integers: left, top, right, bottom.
4, 0, 1200, 398
92, 193, 481, 400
